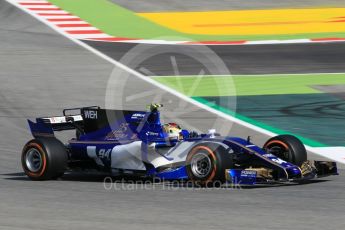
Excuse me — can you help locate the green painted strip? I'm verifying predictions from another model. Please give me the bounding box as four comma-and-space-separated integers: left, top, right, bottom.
154, 73, 345, 96
48, 0, 345, 42
49, 0, 185, 39
193, 97, 327, 147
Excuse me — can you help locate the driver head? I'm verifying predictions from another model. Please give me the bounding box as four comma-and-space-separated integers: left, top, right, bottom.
163, 123, 182, 140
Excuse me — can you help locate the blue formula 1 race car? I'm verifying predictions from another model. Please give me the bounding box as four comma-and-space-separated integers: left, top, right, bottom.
21, 104, 338, 185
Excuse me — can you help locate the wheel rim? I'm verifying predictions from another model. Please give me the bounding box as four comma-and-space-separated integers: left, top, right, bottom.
267, 144, 290, 161
190, 152, 212, 178
25, 148, 43, 172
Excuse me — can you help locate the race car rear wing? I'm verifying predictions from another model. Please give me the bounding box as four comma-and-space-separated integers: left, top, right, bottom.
27, 105, 160, 138
27, 106, 99, 138
28, 115, 84, 137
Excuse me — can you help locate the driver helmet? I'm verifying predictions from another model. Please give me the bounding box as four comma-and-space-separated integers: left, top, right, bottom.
163, 123, 182, 140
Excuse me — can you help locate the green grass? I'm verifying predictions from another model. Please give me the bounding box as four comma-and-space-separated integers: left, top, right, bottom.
154, 73, 345, 96
49, 0, 345, 41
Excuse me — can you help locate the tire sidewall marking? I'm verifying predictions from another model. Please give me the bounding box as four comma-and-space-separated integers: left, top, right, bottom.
22, 142, 47, 178
187, 145, 217, 183
264, 140, 293, 162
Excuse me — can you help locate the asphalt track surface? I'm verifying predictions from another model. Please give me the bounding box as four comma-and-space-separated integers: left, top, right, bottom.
83, 40, 345, 75
111, 0, 345, 12
0, 1, 345, 229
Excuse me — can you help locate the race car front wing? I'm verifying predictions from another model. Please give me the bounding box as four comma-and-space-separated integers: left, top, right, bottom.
225, 161, 338, 185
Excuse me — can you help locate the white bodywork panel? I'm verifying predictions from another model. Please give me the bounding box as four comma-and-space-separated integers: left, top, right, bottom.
86, 141, 198, 171
86, 146, 105, 166
110, 141, 145, 170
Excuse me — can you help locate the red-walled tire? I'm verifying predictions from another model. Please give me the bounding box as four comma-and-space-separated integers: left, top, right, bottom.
264, 135, 307, 167
186, 143, 233, 186
21, 137, 68, 180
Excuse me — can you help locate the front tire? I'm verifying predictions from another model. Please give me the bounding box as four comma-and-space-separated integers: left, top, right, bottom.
263, 135, 307, 166
21, 137, 68, 180
186, 143, 233, 186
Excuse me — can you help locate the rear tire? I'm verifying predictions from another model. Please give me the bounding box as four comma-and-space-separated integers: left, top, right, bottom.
263, 135, 307, 166
186, 143, 233, 186
21, 137, 68, 180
